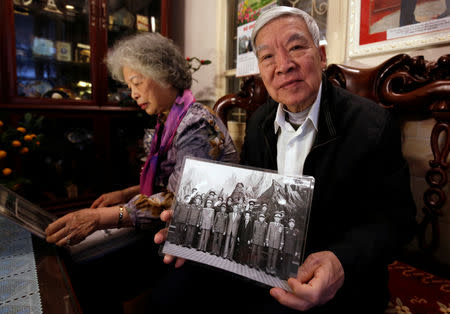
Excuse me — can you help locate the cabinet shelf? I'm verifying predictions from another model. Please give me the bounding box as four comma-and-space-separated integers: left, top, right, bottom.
17, 54, 91, 67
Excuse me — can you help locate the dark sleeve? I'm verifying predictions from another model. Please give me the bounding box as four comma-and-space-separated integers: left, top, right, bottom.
330, 111, 417, 280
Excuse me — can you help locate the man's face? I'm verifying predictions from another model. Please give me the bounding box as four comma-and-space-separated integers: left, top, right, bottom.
254, 16, 326, 112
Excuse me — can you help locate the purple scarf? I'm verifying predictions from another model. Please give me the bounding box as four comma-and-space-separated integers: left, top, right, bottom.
140, 89, 195, 196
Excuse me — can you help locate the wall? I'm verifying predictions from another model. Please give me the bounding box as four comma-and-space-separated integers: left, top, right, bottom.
169, 0, 228, 107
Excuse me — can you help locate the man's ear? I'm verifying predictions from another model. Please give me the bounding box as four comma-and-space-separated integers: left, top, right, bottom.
319, 45, 327, 69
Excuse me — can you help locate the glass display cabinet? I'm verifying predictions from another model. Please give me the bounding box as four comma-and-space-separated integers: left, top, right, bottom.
4, 0, 168, 108
0, 0, 168, 212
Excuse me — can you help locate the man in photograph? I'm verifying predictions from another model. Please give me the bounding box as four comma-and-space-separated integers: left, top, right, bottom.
246, 199, 256, 219
265, 212, 284, 275
281, 218, 301, 279
250, 213, 268, 270
172, 194, 191, 245
205, 190, 217, 206
197, 199, 215, 252
258, 202, 269, 221
236, 210, 254, 264
222, 202, 241, 260
211, 203, 228, 256
213, 196, 224, 213
184, 194, 203, 248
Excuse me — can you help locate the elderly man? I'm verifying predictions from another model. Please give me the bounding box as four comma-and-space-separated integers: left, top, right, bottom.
239, 5, 417, 313
154, 6, 416, 313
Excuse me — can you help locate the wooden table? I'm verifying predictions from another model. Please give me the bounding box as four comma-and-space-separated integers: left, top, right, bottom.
32, 236, 82, 314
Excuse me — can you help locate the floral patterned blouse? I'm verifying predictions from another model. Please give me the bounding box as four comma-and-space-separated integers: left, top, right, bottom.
125, 102, 239, 229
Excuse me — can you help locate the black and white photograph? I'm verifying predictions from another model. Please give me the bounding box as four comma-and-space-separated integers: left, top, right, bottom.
161, 157, 314, 290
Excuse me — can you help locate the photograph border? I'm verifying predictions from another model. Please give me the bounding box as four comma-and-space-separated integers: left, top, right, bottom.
161, 157, 315, 290
347, 0, 450, 58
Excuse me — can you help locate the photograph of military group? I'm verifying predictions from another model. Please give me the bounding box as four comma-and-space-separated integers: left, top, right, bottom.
162, 157, 315, 287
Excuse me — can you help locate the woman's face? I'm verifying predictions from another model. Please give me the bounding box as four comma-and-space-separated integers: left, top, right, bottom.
123, 66, 178, 115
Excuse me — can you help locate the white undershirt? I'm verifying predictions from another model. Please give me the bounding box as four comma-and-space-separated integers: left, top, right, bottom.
275, 83, 321, 176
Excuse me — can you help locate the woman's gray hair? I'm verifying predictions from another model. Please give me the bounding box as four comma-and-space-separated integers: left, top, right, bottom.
251, 6, 321, 51
106, 32, 192, 90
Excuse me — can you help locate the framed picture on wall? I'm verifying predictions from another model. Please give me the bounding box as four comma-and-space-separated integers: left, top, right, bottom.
347, 0, 450, 58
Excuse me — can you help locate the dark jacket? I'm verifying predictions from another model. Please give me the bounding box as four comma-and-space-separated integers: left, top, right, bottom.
241, 76, 417, 311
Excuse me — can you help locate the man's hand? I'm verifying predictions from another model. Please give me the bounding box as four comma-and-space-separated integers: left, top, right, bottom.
270, 251, 344, 311
154, 209, 186, 268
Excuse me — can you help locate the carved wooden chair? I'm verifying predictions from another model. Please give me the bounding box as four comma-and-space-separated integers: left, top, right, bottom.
214, 53, 450, 312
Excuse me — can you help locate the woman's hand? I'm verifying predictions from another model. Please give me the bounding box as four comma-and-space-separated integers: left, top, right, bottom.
91, 190, 125, 208
154, 209, 186, 268
45, 208, 100, 246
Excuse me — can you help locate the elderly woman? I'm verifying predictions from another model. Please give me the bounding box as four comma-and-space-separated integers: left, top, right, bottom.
45, 32, 238, 246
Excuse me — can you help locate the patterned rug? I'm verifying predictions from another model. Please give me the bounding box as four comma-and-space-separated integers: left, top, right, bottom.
386, 260, 450, 313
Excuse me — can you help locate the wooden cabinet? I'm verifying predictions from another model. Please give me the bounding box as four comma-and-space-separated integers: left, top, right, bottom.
0, 0, 169, 214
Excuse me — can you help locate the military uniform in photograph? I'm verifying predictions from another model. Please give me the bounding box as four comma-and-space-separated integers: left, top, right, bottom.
265, 212, 284, 275
211, 203, 228, 255
250, 213, 268, 269
281, 218, 302, 279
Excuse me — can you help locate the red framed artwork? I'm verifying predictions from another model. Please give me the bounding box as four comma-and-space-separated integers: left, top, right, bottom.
347, 0, 450, 57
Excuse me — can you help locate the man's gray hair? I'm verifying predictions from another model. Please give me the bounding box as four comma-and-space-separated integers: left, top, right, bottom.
106, 32, 192, 90
251, 6, 321, 52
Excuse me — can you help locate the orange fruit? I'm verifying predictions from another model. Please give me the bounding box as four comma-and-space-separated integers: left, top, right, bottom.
17, 127, 26, 133
24, 134, 33, 141
20, 147, 29, 154
36, 141, 40, 146
2, 168, 12, 176
0, 120, 3, 127
12, 140, 21, 147
0, 150, 6, 159
30, 134, 37, 139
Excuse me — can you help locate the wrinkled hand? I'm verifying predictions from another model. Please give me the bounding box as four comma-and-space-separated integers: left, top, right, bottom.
270, 251, 344, 311
45, 208, 100, 246
154, 209, 186, 268
91, 190, 125, 208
